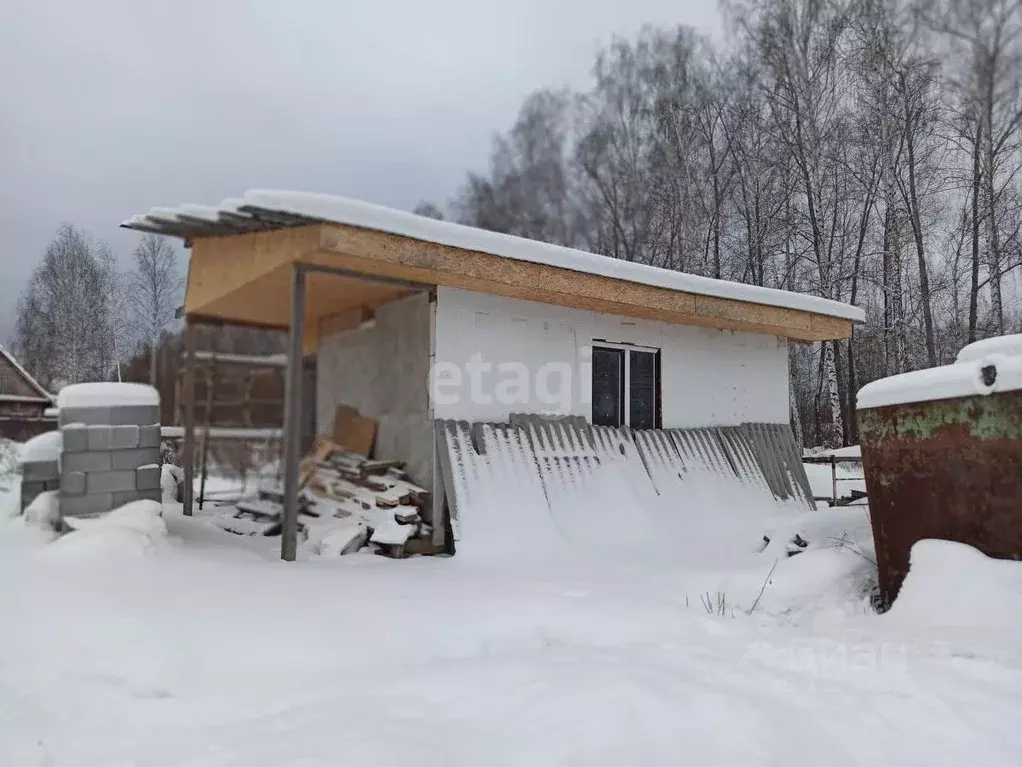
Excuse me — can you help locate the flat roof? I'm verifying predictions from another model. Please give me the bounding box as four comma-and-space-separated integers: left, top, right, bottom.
123, 189, 864, 324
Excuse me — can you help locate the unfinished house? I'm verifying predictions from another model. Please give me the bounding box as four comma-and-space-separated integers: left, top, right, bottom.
123, 190, 863, 559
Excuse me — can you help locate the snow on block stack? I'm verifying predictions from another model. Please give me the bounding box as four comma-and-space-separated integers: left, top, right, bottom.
19, 430, 62, 512
56, 383, 161, 517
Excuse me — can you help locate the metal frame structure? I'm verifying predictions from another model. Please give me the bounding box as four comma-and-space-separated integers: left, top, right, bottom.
177, 261, 427, 561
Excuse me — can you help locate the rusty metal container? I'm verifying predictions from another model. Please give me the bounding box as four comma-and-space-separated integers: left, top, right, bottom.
857, 339, 1022, 606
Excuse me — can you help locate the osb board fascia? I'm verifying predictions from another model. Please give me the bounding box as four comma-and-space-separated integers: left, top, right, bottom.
314, 224, 851, 341
196, 262, 409, 353
810, 313, 852, 340
186, 226, 323, 315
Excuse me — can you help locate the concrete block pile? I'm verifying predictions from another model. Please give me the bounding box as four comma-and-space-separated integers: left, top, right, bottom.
19, 431, 62, 512
56, 383, 162, 518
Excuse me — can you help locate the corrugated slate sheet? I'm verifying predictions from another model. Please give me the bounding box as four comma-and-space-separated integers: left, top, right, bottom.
434, 419, 552, 551
717, 426, 775, 498
739, 422, 814, 507
435, 417, 815, 553
630, 428, 689, 496
511, 414, 661, 547
589, 424, 659, 508
668, 428, 735, 477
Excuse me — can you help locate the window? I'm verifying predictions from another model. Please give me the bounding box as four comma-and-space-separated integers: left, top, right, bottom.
591, 343, 660, 429
0, 363, 22, 396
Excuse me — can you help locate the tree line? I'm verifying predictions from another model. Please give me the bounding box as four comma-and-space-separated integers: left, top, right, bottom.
11, 226, 183, 391
422, 0, 1022, 447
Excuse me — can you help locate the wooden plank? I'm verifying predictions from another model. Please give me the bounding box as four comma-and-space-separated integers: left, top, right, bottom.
331, 405, 377, 456
360, 458, 404, 474
300, 439, 339, 488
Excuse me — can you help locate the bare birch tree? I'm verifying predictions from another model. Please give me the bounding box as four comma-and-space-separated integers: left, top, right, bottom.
445, 1, 1022, 446
129, 234, 183, 387
12, 224, 112, 388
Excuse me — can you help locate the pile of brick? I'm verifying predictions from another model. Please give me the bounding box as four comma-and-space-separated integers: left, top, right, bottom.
59, 401, 162, 517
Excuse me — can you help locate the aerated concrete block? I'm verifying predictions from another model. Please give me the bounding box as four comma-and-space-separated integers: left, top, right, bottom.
87, 425, 112, 451
111, 425, 140, 450
111, 447, 160, 470
61, 424, 89, 453
21, 459, 59, 482
138, 424, 161, 448
135, 464, 161, 491
60, 492, 114, 517
59, 406, 112, 428
109, 405, 160, 427
62, 450, 112, 473
87, 470, 137, 494
61, 470, 86, 496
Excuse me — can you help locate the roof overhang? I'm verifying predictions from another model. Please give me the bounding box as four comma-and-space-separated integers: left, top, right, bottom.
123, 192, 861, 348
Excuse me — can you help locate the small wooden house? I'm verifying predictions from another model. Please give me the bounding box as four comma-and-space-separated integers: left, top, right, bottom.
124, 190, 863, 558
0, 347, 55, 441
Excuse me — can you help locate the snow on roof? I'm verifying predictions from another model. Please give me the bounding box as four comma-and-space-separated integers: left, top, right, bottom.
858, 338, 1022, 410
0, 346, 53, 402
126, 189, 865, 323
57, 382, 160, 409
956, 333, 1022, 363
20, 430, 60, 464
814, 444, 862, 460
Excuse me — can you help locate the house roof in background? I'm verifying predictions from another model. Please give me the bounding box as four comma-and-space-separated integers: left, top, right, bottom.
0, 346, 54, 402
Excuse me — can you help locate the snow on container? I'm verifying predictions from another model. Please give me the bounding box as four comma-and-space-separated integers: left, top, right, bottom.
857, 334, 1022, 606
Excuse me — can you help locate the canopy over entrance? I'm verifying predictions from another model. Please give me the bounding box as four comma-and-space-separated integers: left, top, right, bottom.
124, 189, 863, 349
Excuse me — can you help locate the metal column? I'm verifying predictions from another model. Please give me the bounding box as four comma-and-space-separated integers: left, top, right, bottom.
280, 263, 306, 562
181, 321, 198, 516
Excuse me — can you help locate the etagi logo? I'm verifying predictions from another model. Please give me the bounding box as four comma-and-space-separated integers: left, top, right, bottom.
430, 346, 594, 413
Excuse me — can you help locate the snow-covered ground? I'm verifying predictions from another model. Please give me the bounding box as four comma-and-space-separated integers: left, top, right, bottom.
2, 474, 1022, 764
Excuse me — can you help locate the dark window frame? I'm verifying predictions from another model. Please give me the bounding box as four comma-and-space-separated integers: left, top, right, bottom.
591, 341, 661, 429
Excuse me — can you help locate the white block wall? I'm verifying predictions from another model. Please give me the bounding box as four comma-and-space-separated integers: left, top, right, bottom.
316, 293, 434, 486
432, 286, 789, 427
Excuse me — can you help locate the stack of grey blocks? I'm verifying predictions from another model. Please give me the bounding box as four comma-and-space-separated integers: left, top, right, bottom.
59, 403, 162, 517
20, 443, 61, 512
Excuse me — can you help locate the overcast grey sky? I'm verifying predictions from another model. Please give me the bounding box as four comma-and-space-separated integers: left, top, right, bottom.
0, 0, 718, 341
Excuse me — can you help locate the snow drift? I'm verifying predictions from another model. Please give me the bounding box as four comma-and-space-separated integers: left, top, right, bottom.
41, 501, 168, 559
885, 540, 1022, 635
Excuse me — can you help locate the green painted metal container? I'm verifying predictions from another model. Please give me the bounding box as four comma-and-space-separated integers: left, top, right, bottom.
857, 338, 1022, 606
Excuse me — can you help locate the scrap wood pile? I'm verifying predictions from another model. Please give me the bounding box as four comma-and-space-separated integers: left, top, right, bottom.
213, 406, 442, 558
